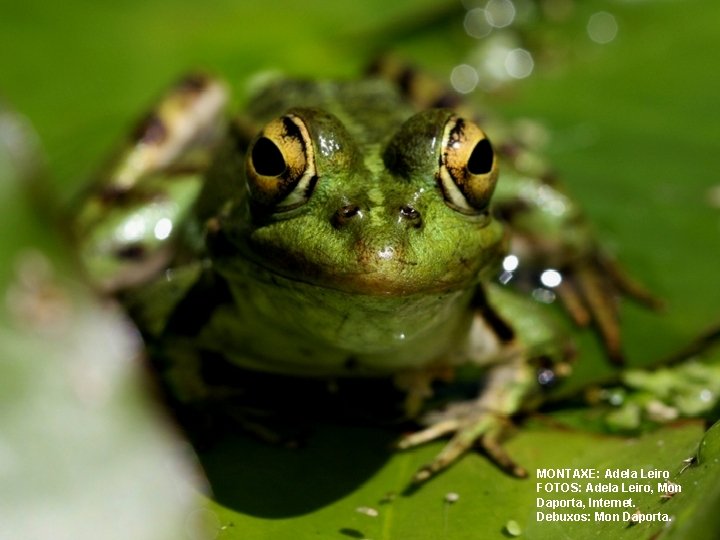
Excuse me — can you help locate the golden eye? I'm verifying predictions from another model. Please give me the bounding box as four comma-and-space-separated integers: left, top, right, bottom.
438, 116, 498, 214
246, 114, 317, 211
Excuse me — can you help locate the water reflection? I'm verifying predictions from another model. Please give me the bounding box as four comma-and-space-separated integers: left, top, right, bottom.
454, 0, 629, 91
120, 214, 146, 242
540, 268, 562, 288
532, 287, 556, 303
457, 0, 553, 89
505, 48, 534, 79
485, 0, 516, 28
707, 184, 720, 208
498, 254, 518, 284
153, 217, 173, 241
450, 64, 480, 93
587, 11, 618, 44
464, 8, 492, 39
497, 252, 567, 308
537, 368, 555, 386
502, 254, 519, 272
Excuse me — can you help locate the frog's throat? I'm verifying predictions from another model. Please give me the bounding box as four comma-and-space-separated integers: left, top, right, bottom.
221, 248, 484, 298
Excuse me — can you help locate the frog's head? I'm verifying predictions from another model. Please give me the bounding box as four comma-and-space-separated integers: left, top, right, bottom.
216, 107, 505, 296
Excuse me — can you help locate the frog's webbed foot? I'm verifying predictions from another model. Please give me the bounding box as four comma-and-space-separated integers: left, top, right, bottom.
396, 358, 533, 484
552, 250, 663, 364
397, 405, 526, 483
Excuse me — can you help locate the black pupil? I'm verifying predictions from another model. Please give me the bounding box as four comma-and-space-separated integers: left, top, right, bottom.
467, 138, 493, 175
252, 137, 286, 176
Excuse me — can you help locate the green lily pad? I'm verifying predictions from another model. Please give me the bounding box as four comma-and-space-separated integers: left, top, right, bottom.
194, 420, 719, 539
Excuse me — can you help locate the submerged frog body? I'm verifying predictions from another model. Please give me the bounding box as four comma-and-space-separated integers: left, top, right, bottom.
73, 69, 654, 482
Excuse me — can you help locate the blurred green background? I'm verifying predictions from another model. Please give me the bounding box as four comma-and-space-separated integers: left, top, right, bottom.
1, 0, 720, 538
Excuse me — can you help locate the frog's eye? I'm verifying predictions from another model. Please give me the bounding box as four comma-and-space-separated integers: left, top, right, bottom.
438, 116, 498, 214
246, 114, 317, 211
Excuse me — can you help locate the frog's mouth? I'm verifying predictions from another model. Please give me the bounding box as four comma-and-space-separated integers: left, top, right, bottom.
209, 195, 505, 297
231, 237, 487, 297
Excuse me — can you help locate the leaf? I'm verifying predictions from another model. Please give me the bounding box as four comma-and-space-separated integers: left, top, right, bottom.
0, 103, 205, 540
194, 420, 719, 539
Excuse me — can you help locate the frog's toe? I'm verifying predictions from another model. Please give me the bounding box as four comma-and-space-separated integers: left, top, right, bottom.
398, 404, 525, 484
396, 419, 461, 450
561, 255, 663, 364
602, 253, 664, 311
573, 260, 624, 364
475, 427, 528, 478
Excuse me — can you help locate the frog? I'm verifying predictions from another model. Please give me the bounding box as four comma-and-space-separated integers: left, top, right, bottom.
71, 64, 657, 484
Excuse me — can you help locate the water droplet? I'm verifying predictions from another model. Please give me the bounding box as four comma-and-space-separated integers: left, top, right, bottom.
154, 217, 173, 240
502, 254, 519, 272
121, 214, 146, 241
505, 48, 534, 79
505, 519, 522, 537
356, 506, 379, 517
537, 368, 555, 386
587, 11, 618, 44
450, 64, 480, 94
485, 0, 516, 28
377, 246, 395, 260
498, 271, 513, 285
464, 8, 493, 39
532, 288, 556, 303
706, 184, 720, 208
445, 492, 460, 503
540, 269, 562, 288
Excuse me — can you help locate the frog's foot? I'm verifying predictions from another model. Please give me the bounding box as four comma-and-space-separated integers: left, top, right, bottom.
557, 253, 663, 364
396, 358, 534, 484
397, 404, 526, 483
74, 73, 229, 293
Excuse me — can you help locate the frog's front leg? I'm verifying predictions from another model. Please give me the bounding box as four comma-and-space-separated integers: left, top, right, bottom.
399, 354, 534, 482
397, 285, 572, 483
493, 167, 662, 363
73, 74, 229, 292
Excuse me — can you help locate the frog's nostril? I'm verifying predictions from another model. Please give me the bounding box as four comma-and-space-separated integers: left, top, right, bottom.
332, 204, 363, 228
398, 205, 422, 228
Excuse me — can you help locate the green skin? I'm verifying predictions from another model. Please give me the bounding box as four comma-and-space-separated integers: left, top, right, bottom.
73, 74, 601, 481
209, 94, 507, 376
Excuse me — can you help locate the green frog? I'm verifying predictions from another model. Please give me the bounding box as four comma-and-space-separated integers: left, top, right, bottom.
72, 65, 656, 483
